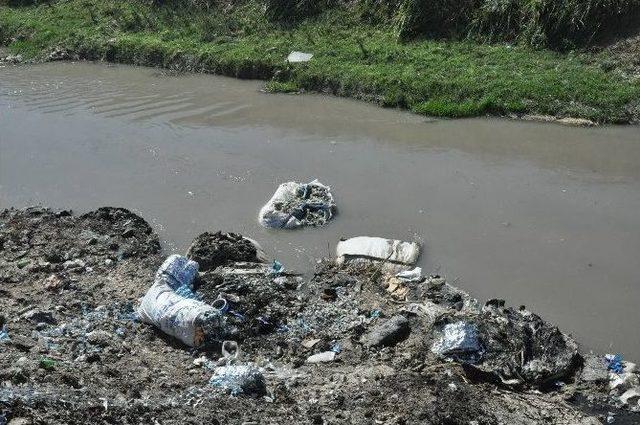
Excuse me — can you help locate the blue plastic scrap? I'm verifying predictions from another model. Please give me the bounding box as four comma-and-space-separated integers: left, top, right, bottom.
0, 324, 9, 342
269, 260, 284, 276
606, 353, 624, 374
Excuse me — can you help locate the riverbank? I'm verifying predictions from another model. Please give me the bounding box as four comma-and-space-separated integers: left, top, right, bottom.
1, 206, 639, 424
1, 0, 639, 123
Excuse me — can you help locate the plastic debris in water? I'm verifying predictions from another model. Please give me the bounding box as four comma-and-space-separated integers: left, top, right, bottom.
370, 310, 381, 319
269, 260, 284, 276
0, 324, 9, 342
431, 321, 482, 362
259, 180, 336, 229
605, 353, 624, 374
330, 341, 342, 354
209, 364, 266, 396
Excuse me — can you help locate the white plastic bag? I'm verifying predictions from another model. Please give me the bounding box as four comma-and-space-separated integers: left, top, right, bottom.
138, 255, 225, 347
259, 179, 336, 229
336, 236, 420, 266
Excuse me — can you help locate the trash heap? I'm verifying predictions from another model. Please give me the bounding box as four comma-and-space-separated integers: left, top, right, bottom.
1, 207, 638, 424
258, 179, 336, 229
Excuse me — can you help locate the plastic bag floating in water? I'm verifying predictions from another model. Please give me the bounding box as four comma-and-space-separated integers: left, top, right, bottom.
259, 179, 336, 229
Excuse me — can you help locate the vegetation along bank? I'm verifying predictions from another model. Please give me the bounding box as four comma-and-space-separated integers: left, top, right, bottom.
1, 0, 639, 123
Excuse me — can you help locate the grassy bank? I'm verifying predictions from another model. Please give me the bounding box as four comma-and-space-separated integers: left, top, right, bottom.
1, 0, 639, 123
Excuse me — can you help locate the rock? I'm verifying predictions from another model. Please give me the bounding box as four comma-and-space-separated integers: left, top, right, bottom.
580, 354, 609, 384
620, 387, 640, 405
361, 315, 410, 348
22, 309, 57, 324
186, 231, 267, 272
43, 274, 67, 291
86, 330, 113, 347
10, 335, 36, 352
121, 227, 136, 238
610, 371, 639, 390
557, 117, 597, 127
302, 338, 322, 349
1, 54, 23, 64
307, 351, 336, 363
63, 259, 85, 271
521, 114, 557, 123
48, 47, 71, 61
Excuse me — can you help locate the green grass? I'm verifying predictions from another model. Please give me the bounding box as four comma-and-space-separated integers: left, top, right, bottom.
0, 0, 638, 123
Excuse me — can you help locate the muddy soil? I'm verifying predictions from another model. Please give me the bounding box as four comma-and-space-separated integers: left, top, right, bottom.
1, 207, 639, 424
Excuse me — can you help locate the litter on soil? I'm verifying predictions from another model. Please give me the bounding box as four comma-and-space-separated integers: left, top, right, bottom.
1, 207, 639, 424
258, 179, 336, 229
138, 255, 227, 347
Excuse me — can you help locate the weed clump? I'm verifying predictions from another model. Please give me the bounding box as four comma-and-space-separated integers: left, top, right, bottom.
363, 0, 640, 49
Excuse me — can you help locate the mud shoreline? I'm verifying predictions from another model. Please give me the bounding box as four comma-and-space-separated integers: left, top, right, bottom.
1, 206, 638, 424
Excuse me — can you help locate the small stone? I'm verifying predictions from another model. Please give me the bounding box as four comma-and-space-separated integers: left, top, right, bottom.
360, 315, 410, 348
10, 335, 36, 352
620, 387, 640, 405
306, 351, 336, 363
302, 338, 322, 349
63, 259, 85, 271
557, 117, 597, 127
86, 330, 113, 347
22, 310, 56, 324
121, 228, 136, 238
581, 355, 608, 384
43, 274, 66, 291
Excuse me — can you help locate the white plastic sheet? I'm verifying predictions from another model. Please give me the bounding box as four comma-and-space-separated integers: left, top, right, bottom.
336, 236, 420, 266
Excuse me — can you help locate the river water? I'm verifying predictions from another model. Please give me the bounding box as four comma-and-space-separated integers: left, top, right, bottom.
1, 62, 639, 358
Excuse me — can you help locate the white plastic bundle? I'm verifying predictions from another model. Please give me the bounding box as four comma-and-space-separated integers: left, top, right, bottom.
138, 255, 224, 347
336, 236, 421, 266
258, 179, 336, 229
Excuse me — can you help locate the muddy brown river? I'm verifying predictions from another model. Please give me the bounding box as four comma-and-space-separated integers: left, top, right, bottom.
1, 62, 639, 358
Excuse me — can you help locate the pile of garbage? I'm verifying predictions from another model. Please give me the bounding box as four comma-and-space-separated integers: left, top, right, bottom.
1, 206, 638, 424
258, 179, 336, 229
